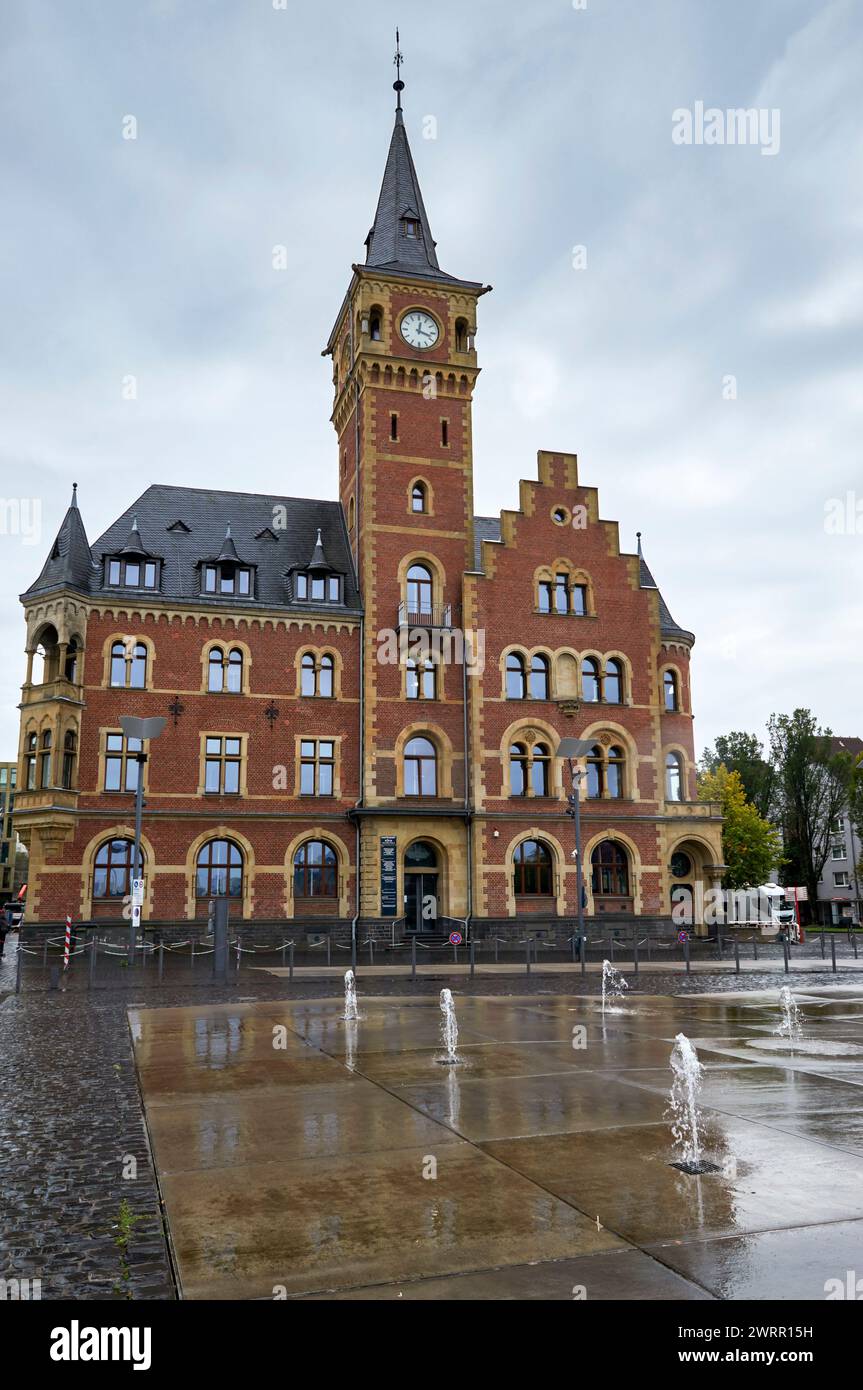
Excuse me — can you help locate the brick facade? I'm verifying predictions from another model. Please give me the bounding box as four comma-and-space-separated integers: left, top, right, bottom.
13, 94, 723, 934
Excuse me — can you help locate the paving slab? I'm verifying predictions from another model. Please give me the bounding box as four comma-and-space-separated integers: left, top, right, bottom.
481, 1115, 863, 1245
645, 1220, 863, 1300
297, 1247, 714, 1300
159, 1140, 625, 1299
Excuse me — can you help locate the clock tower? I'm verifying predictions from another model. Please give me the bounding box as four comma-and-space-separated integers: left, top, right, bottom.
325, 46, 490, 832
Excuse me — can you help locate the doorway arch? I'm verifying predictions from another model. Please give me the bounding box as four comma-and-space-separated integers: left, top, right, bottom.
403, 840, 440, 933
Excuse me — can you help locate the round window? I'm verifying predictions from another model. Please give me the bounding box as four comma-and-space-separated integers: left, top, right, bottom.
552, 507, 569, 525
670, 851, 691, 879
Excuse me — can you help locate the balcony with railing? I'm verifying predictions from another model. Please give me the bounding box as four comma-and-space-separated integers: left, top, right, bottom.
397, 601, 454, 629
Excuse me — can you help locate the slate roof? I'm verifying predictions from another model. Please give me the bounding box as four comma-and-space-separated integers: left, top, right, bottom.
24, 485, 97, 597
830, 737, 863, 761
363, 108, 481, 289
27, 485, 361, 612
472, 516, 502, 571
637, 538, 695, 645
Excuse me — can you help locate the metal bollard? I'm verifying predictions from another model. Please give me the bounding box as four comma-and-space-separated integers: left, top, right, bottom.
494, 936, 499, 964
281, 939, 287, 968
684, 935, 691, 975
368, 937, 374, 966
470, 940, 476, 980
289, 941, 294, 981
190, 941, 195, 970
610, 935, 615, 962
734, 942, 740, 974
717, 929, 723, 961
326, 936, 332, 967
820, 929, 826, 959
42, 937, 48, 967
89, 935, 97, 989
351, 935, 357, 970
783, 940, 789, 974
525, 937, 531, 976
15, 940, 22, 995
580, 935, 586, 976
854, 934, 859, 961
753, 939, 758, 962
633, 936, 639, 977
236, 932, 243, 977
570, 934, 576, 963
831, 937, 837, 974
158, 940, 165, 984
411, 936, 417, 982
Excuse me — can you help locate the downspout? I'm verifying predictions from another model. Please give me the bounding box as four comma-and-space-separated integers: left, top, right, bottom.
349, 304, 364, 955
462, 630, 473, 940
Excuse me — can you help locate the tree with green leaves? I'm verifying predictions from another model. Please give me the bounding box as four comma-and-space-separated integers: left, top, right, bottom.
700, 731, 775, 820
698, 766, 783, 890
768, 710, 854, 912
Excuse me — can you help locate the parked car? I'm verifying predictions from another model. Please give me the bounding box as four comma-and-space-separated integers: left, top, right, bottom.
3, 900, 24, 928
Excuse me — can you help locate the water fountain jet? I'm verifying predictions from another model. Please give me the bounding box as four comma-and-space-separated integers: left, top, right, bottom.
343, 969, 359, 1022
601, 959, 628, 1012
668, 1033, 719, 1174
775, 986, 803, 1049
438, 988, 461, 1065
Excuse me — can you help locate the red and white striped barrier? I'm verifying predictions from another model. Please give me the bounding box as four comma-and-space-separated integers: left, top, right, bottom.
63, 914, 72, 971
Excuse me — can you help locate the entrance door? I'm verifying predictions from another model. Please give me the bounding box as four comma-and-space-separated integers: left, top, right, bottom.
403, 841, 440, 933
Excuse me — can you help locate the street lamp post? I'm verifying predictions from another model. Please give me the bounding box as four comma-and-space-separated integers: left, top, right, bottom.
120, 715, 166, 964
557, 738, 596, 949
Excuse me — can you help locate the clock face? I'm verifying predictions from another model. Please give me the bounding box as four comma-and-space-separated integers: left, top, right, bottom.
400, 311, 439, 350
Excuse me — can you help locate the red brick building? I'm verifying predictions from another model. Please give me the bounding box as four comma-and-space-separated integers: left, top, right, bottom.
14, 83, 723, 937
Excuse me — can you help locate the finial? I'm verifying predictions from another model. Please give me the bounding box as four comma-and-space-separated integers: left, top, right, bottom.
316, 527, 323, 545
636, 530, 643, 557
132, 514, 139, 531
393, 27, 404, 110
225, 522, 232, 537
71, 482, 78, 506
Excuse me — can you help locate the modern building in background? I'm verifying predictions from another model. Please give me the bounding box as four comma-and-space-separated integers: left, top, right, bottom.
816, 736, 863, 926
12, 77, 723, 934
0, 762, 19, 905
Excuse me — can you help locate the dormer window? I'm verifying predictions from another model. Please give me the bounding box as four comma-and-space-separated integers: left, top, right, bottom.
295, 573, 341, 603
105, 557, 159, 589
404, 218, 419, 238
203, 564, 251, 596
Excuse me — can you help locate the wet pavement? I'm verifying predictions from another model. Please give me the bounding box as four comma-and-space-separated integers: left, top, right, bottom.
128, 984, 863, 1301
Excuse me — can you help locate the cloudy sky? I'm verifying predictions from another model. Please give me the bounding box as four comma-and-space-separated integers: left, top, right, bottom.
1, 0, 861, 760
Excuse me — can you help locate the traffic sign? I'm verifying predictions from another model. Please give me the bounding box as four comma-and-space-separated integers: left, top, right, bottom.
449, 931, 463, 946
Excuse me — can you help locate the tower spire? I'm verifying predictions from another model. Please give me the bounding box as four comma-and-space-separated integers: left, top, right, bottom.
393, 27, 404, 111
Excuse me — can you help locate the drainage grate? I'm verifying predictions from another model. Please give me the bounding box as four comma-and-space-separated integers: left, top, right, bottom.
669, 1159, 721, 1175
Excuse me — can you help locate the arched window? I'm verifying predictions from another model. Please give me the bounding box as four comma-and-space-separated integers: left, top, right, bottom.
227, 648, 243, 693
369, 309, 382, 341
606, 745, 625, 799
404, 736, 437, 796
586, 743, 627, 799
319, 654, 334, 698
506, 652, 526, 699
94, 838, 142, 899
348, 496, 355, 530
195, 839, 243, 898
510, 743, 528, 796
110, 641, 127, 688
293, 840, 337, 898
664, 670, 679, 712
529, 654, 549, 700
591, 842, 630, 897
39, 730, 52, 788
455, 318, 469, 351
582, 657, 600, 702
604, 658, 623, 704
62, 730, 77, 790
411, 482, 427, 513
24, 732, 37, 790
300, 652, 316, 697
64, 638, 79, 683
586, 744, 603, 798
666, 752, 684, 802
513, 839, 553, 896
406, 564, 433, 618
531, 743, 551, 796
129, 643, 147, 689
208, 646, 224, 692
406, 657, 436, 700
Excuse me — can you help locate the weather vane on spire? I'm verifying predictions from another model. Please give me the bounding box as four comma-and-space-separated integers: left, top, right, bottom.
393, 27, 404, 109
